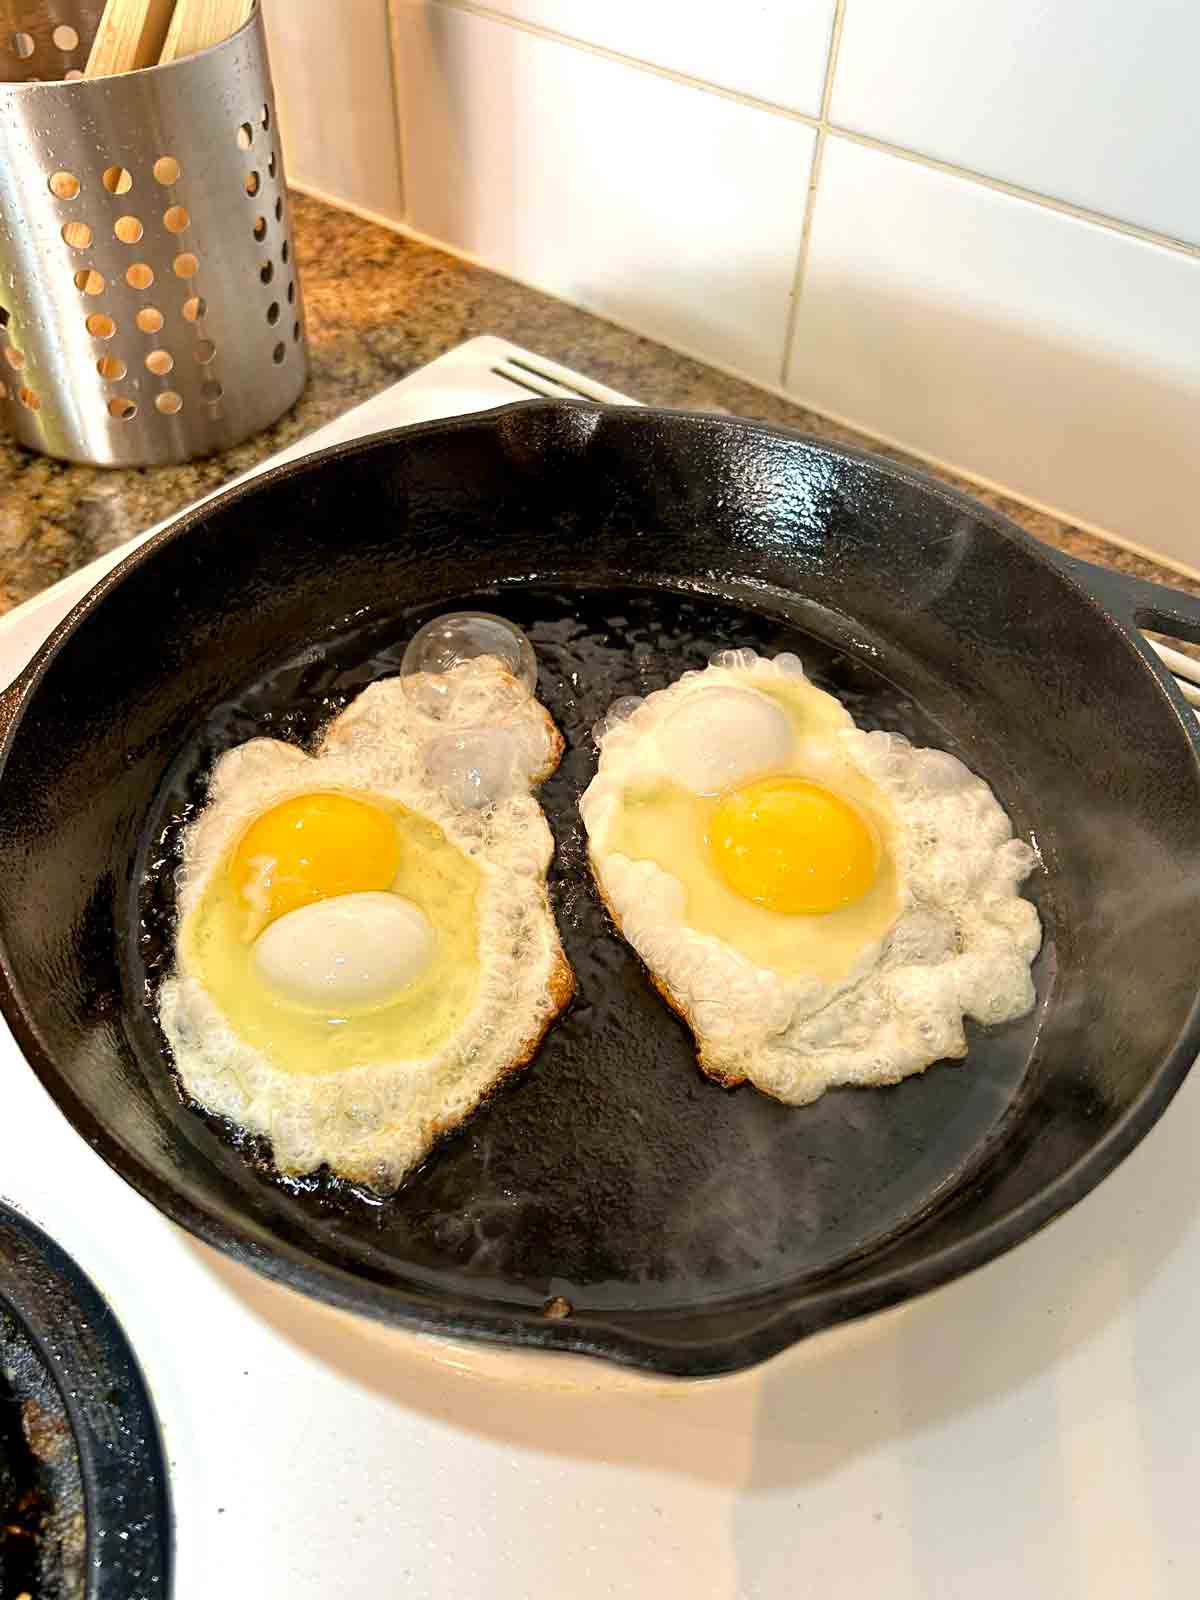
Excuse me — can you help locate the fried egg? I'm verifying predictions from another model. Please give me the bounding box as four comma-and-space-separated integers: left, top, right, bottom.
579, 650, 1041, 1102
158, 654, 573, 1191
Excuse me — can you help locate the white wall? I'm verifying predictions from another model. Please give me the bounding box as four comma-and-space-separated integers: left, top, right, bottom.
268, 0, 1200, 570
259, 0, 403, 224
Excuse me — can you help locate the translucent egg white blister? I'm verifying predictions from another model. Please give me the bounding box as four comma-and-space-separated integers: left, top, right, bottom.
252, 891, 436, 1011
158, 657, 571, 1191
580, 649, 1041, 1103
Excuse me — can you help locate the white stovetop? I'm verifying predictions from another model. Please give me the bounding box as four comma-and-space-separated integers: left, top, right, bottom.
2, 339, 1198, 1599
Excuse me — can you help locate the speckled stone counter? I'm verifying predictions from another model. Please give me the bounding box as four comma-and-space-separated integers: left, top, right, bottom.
1, 191, 1195, 616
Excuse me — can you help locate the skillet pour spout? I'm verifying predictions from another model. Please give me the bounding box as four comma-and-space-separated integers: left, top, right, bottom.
0, 401, 1198, 1377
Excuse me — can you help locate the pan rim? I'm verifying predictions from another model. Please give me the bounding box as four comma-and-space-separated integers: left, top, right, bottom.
1, 400, 1197, 1378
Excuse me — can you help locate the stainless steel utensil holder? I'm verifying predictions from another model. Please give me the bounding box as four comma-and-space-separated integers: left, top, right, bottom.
0, 2, 307, 465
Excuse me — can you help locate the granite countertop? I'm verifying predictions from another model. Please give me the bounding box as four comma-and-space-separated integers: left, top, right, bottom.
1, 191, 1196, 618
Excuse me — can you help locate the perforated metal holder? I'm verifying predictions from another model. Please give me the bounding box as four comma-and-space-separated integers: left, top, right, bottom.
0, 2, 307, 465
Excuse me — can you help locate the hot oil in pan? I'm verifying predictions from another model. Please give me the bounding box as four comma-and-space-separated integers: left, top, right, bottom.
138, 586, 1045, 1312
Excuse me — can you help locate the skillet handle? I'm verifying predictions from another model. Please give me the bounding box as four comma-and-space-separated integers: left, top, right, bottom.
1046, 547, 1200, 646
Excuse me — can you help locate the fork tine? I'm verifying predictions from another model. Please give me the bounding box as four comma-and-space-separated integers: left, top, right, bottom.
490, 365, 563, 399
499, 356, 604, 402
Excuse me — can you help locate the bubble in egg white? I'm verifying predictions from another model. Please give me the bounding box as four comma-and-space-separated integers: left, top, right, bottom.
253, 891, 435, 1011
401, 612, 536, 721
656, 685, 793, 796
591, 695, 643, 747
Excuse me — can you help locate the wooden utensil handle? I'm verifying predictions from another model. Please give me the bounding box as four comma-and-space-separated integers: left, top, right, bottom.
159, 0, 254, 64
85, 0, 179, 78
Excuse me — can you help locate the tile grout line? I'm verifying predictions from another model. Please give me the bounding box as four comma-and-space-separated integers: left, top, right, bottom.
431, 0, 1200, 264
385, 0, 411, 223
433, 0, 824, 125
779, 0, 847, 391
818, 2, 847, 124
830, 125, 1200, 261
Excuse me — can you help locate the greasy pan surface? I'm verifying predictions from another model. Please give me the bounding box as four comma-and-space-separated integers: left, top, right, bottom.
1, 403, 1199, 1376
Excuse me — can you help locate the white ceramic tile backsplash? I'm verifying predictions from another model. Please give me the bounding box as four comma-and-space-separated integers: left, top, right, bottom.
471, 0, 837, 117
787, 138, 1200, 568
260, 0, 404, 223
392, 1, 817, 386
831, 0, 1200, 246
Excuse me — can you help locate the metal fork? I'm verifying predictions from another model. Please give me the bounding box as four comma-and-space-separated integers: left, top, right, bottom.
489, 352, 638, 405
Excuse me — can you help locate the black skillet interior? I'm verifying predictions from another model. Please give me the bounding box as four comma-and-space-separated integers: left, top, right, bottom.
1, 402, 1199, 1376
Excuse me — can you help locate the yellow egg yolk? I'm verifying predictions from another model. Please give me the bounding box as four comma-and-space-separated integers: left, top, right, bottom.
708, 776, 879, 915
229, 792, 402, 937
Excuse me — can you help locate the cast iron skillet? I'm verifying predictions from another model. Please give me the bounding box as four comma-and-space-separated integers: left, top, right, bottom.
0, 1202, 172, 1597
1, 404, 1199, 1379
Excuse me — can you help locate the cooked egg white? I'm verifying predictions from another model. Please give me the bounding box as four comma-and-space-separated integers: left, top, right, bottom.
158, 657, 573, 1191
579, 649, 1041, 1103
